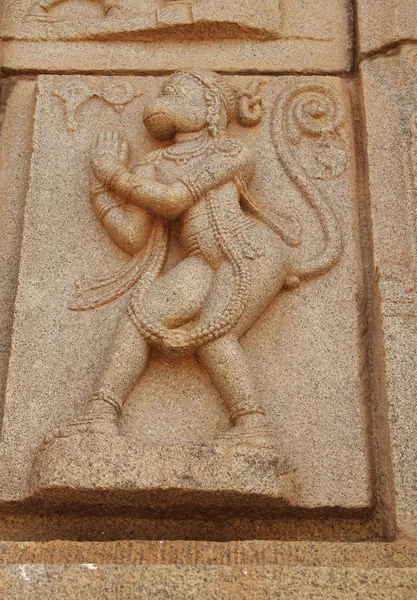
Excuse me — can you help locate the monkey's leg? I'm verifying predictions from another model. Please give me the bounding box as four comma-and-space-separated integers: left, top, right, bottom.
46, 257, 213, 441
88, 313, 150, 428
196, 234, 288, 447
196, 261, 275, 447
89, 256, 213, 427
44, 314, 149, 441
90, 255, 213, 421
198, 334, 276, 447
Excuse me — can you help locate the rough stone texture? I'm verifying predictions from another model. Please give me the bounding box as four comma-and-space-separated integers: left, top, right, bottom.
0, 0, 416, 598
360, 45, 417, 531
32, 439, 296, 515
0, 74, 371, 513
0, 512, 388, 543
0, 0, 353, 73
357, 0, 417, 57
0, 563, 416, 599
0, 540, 415, 567
0, 540, 415, 599
0, 79, 36, 425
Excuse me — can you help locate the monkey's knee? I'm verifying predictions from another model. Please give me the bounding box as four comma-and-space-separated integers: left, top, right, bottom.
198, 334, 239, 363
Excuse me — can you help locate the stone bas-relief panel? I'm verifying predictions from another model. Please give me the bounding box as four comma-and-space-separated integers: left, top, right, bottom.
0, 72, 370, 516
0, 0, 352, 73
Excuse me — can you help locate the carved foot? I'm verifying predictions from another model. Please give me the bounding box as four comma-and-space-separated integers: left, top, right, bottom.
214, 424, 278, 448
43, 400, 119, 445
213, 413, 278, 448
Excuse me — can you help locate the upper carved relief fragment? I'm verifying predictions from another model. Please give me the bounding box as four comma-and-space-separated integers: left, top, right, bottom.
1, 0, 345, 47
52, 79, 142, 131
24, 0, 283, 40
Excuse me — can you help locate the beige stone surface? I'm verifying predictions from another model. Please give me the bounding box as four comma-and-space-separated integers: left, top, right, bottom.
31, 440, 296, 515
357, 0, 417, 57
0, 0, 353, 73
0, 540, 415, 566
0, 79, 36, 424
0, 8, 416, 600
359, 45, 417, 530
0, 74, 371, 514
0, 563, 416, 599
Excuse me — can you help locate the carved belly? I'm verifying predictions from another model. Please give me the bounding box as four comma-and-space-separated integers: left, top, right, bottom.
181, 188, 263, 268
181, 202, 223, 268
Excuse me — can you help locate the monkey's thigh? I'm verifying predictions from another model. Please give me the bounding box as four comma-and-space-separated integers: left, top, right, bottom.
139, 256, 213, 329
233, 247, 287, 338
199, 237, 288, 340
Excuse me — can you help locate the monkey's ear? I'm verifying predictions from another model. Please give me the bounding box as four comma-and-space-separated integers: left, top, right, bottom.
236, 80, 266, 127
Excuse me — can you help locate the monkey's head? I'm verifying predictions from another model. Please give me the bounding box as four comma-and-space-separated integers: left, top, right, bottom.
142, 70, 237, 141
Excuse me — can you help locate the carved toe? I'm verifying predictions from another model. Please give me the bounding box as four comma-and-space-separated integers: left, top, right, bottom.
42, 418, 119, 445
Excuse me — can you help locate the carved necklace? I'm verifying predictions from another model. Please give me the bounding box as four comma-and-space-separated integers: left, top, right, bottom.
162, 136, 215, 165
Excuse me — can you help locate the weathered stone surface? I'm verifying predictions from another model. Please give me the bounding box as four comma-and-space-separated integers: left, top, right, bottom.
357, 0, 417, 57
359, 45, 417, 530
0, 2, 416, 597
32, 438, 296, 515
1, 563, 416, 599
0, 540, 415, 567
0, 74, 371, 514
0, 0, 353, 73
0, 79, 36, 425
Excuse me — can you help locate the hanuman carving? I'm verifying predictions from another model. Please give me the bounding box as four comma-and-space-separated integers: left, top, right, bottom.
46, 70, 344, 448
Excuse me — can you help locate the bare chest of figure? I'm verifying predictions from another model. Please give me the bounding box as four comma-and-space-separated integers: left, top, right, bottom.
153, 152, 250, 268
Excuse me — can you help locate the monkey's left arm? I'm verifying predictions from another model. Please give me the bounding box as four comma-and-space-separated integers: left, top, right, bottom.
93, 142, 255, 218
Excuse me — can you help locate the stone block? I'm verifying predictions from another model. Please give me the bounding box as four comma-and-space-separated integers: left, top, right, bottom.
359, 45, 417, 530
0, 74, 371, 517
0, 0, 352, 73
357, 0, 417, 57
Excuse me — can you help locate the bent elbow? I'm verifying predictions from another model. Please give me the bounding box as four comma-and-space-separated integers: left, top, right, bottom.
158, 185, 191, 220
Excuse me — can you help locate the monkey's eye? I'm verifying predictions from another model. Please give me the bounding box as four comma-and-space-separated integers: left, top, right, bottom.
164, 84, 179, 96
163, 83, 185, 97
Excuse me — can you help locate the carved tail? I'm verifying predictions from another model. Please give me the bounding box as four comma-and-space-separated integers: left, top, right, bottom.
271, 83, 344, 284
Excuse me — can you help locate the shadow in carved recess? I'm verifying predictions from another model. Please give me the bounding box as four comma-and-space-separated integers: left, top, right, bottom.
25, 0, 283, 40
32, 70, 345, 515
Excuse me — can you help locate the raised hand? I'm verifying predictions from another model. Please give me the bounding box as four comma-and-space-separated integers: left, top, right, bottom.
91, 131, 130, 183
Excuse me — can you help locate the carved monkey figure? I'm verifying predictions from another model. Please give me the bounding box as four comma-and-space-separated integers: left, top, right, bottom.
45, 70, 342, 448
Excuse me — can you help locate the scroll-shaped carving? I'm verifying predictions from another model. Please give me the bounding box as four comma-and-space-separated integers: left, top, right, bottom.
34, 73, 346, 508
271, 84, 344, 285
